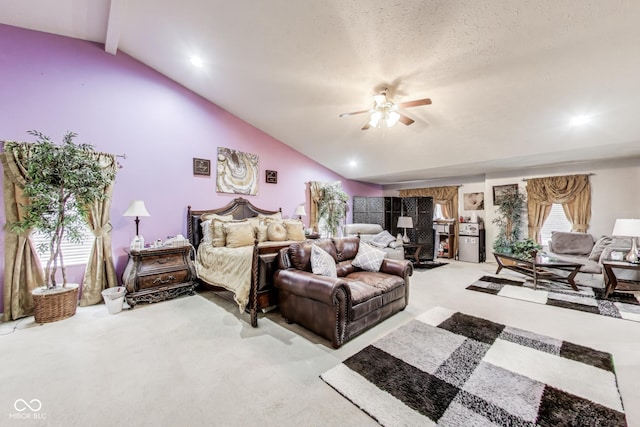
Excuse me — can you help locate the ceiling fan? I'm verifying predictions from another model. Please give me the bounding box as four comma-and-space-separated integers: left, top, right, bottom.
339, 88, 432, 130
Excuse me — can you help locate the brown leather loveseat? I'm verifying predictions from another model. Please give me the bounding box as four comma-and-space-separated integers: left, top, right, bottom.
274, 236, 413, 348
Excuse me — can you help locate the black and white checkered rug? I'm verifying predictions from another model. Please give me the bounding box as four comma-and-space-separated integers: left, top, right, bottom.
467, 275, 640, 323
321, 307, 627, 426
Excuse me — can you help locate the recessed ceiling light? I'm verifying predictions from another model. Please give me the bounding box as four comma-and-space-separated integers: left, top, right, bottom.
569, 115, 590, 126
190, 56, 204, 68
349, 161, 357, 167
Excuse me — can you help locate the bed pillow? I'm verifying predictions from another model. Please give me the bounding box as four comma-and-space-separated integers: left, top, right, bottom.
259, 212, 283, 222
201, 219, 213, 244
311, 245, 337, 278
352, 242, 386, 272
224, 223, 255, 248
201, 213, 234, 222
267, 222, 287, 241
212, 219, 246, 247
284, 220, 306, 241
368, 230, 396, 248
255, 224, 268, 243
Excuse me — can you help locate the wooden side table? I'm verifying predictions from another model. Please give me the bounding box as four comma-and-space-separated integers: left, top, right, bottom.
122, 245, 197, 307
403, 243, 424, 264
602, 260, 640, 298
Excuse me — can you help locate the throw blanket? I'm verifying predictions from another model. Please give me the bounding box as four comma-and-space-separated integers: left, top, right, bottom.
321, 307, 626, 426
195, 244, 253, 312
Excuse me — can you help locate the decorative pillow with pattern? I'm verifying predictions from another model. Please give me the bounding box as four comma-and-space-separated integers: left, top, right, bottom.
368, 230, 396, 248
267, 222, 287, 241
201, 219, 213, 244
352, 242, 386, 272
255, 224, 268, 243
258, 212, 283, 222
284, 220, 306, 241
224, 223, 255, 248
201, 213, 234, 222
311, 244, 337, 278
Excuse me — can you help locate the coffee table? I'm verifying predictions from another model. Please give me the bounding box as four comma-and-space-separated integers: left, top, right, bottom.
602, 260, 640, 298
493, 252, 582, 291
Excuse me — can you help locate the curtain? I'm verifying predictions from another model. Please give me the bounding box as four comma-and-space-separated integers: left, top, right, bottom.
399, 186, 459, 254
1, 144, 45, 320
526, 174, 591, 243
308, 181, 323, 233
80, 152, 118, 306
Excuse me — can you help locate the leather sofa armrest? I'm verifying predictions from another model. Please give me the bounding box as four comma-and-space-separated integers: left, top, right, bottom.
380, 258, 413, 277
274, 269, 350, 305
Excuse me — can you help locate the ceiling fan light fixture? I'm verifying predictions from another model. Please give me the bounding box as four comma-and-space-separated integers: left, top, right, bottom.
373, 93, 386, 106
386, 111, 400, 127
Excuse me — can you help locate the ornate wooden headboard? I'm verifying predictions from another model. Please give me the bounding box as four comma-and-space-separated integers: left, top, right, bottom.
187, 197, 282, 250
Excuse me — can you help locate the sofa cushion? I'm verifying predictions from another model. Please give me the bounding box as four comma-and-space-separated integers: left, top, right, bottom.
344, 223, 384, 235
588, 236, 613, 261
344, 279, 383, 305
549, 231, 594, 255
346, 271, 404, 294
369, 230, 397, 248
311, 245, 337, 278
352, 243, 386, 272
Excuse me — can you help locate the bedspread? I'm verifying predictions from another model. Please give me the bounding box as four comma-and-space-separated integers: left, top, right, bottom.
195, 244, 253, 311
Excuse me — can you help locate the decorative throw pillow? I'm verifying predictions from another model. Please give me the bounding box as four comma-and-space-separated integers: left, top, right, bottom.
201, 213, 234, 222
212, 219, 246, 247
368, 230, 396, 248
224, 223, 255, 248
311, 244, 337, 278
267, 222, 287, 241
258, 212, 283, 222
588, 236, 613, 261
255, 224, 268, 243
200, 219, 213, 244
352, 242, 386, 272
284, 220, 305, 241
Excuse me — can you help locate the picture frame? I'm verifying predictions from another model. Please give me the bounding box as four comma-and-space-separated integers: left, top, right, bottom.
463, 192, 484, 210
492, 184, 519, 206
193, 158, 211, 176
265, 170, 277, 184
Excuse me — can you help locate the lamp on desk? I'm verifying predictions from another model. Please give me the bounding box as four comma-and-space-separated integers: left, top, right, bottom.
612, 218, 640, 263
397, 216, 413, 244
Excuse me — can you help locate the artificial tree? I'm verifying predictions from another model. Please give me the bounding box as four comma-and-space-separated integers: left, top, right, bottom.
317, 181, 349, 237
9, 130, 116, 289
492, 187, 527, 253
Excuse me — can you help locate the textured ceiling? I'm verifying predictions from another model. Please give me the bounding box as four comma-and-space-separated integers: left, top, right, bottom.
2, 0, 640, 185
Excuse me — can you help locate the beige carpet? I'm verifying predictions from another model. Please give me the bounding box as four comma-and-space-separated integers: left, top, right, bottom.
1, 261, 639, 426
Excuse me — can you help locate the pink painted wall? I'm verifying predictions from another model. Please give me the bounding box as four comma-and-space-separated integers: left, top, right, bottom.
0, 24, 381, 312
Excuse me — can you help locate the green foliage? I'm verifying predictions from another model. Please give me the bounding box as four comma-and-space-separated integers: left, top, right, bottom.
512, 238, 542, 260
492, 187, 527, 253
318, 181, 349, 237
8, 130, 116, 288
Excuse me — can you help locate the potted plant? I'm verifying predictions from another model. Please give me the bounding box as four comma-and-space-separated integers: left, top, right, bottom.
318, 181, 349, 237
8, 130, 116, 322
492, 187, 527, 253
512, 238, 542, 260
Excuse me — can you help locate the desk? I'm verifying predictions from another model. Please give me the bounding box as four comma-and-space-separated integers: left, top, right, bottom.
493, 252, 581, 291
602, 261, 640, 298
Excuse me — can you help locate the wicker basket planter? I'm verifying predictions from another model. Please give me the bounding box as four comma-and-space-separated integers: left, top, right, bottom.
32, 283, 79, 323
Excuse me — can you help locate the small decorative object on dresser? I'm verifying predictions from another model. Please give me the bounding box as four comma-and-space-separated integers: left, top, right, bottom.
122, 245, 197, 307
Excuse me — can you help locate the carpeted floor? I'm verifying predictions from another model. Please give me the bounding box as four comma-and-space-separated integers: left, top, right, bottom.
321, 306, 627, 426
467, 275, 640, 323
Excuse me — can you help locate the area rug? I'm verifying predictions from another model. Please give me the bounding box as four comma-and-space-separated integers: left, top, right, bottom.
321, 307, 627, 426
467, 275, 640, 323
413, 260, 448, 270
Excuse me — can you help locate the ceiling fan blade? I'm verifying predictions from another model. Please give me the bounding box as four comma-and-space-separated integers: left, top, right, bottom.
361, 122, 371, 130
396, 98, 432, 109
398, 114, 415, 126
339, 109, 371, 118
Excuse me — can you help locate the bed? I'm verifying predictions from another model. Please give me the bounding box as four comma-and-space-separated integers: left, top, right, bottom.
187, 197, 302, 327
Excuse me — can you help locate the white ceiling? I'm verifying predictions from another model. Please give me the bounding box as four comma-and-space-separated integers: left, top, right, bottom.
3, 0, 640, 185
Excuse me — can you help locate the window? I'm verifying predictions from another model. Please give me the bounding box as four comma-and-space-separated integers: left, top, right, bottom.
540, 203, 572, 248
31, 224, 94, 267
433, 203, 444, 220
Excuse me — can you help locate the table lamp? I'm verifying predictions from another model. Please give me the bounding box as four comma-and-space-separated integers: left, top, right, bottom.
294, 205, 307, 221
123, 200, 150, 236
397, 216, 413, 244
612, 218, 640, 263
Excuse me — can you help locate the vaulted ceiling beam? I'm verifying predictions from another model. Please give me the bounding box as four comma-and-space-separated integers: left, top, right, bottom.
105, 0, 127, 54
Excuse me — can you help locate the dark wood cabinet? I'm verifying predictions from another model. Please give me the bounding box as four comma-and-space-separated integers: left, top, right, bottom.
402, 197, 435, 261
352, 196, 402, 237
122, 245, 197, 307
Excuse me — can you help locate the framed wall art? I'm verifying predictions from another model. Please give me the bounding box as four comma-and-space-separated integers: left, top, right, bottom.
216, 147, 259, 195
492, 184, 519, 206
193, 158, 211, 176
265, 170, 277, 184
463, 192, 484, 210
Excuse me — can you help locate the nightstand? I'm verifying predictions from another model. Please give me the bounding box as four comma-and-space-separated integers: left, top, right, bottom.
122, 245, 197, 307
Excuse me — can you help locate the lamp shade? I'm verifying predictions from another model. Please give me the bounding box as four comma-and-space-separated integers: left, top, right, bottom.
612, 219, 640, 237
397, 216, 413, 229
294, 205, 307, 217
123, 200, 150, 217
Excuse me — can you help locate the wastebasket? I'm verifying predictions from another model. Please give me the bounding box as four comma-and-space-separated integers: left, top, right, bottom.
101, 286, 126, 314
